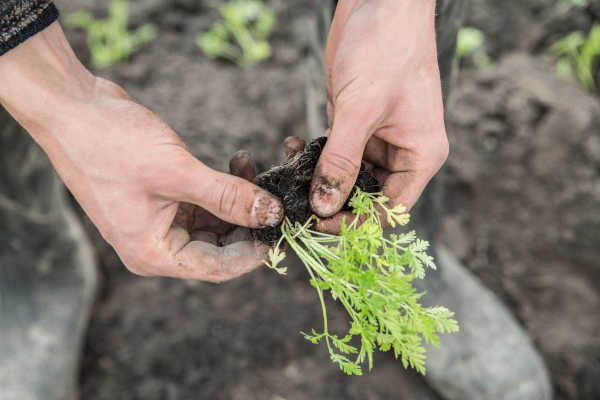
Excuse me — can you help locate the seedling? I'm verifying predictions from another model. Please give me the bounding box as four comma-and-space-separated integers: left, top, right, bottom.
456, 27, 490, 68
255, 138, 458, 375
197, 0, 276, 67
66, 0, 156, 69
564, 0, 589, 8
551, 24, 600, 90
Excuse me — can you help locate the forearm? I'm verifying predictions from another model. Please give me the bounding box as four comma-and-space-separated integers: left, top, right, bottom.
0, 21, 96, 141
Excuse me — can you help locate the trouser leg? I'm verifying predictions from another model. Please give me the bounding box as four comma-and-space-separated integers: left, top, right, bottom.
0, 107, 97, 400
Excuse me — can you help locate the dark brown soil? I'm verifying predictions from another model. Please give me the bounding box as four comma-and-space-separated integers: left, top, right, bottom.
53, 0, 600, 399
252, 136, 379, 245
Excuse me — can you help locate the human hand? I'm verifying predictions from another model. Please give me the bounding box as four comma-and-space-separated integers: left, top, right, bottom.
309, 0, 449, 233
0, 22, 282, 282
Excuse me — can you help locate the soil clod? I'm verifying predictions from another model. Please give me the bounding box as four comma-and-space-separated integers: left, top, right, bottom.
252, 137, 380, 245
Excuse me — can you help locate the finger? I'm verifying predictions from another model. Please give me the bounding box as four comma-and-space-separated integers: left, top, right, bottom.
171, 155, 283, 229
173, 202, 195, 230
173, 202, 231, 234
219, 227, 254, 246
364, 136, 415, 172
380, 169, 431, 212
154, 226, 269, 282
229, 150, 256, 182
174, 240, 269, 282
314, 201, 389, 234
182, 204, 232, 234
188, 150, 256, 235
283, 136, 306, 160
310, 108, 374, 218
315, 211, 360, 234
364, 136, 389, 168
190, 230, 218, 243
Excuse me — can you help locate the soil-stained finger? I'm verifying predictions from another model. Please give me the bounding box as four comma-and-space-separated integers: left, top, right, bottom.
219, 227, 254, 246
310, 144, 363, 218
169, 239, 269, 282
283, 136, 307, 160
191, 207, 232, 234
172, 157, 283, 229
315, 212, 370, 234
229, 150, 256, 182
364, 136, 415, 172
380, 169, 429, 212
190, 231, 218, 243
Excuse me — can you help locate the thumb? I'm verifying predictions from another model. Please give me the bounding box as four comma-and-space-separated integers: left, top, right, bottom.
310, 108, 372, 218
173, 155, 283, 229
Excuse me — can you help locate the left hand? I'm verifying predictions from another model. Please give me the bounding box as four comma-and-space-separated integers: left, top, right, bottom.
309, 0, 449, 233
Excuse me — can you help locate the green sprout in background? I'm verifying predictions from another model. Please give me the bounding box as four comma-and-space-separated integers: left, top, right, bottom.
66, 0, 156, 69
564, 0, 589, 8
456, 27, 490, 68
551, 24, 600, 91
197, 0, 276, 67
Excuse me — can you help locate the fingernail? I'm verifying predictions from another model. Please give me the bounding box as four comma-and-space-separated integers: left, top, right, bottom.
251, 193, 283, 227
310, 177, 343, 218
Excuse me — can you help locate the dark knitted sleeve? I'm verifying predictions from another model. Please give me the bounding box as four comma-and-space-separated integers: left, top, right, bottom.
0, 1, 59, 56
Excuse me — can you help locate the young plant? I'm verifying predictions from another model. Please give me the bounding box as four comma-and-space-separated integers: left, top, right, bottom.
456, 27, 490, 68
66, 0, 156, 69
563, 0, 589, 8
266, 189, 459, 376
197, 0, 276, 67
551, 24, 600, 91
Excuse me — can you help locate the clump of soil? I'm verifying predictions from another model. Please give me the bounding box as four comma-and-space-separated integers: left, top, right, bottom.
252, 137, 380, 245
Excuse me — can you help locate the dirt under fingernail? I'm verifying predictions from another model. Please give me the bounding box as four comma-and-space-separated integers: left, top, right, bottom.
251, 137, 380, 245
310, 177, 344, 218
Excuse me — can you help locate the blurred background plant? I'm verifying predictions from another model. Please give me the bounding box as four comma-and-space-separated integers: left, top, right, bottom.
563, 0, 589, 9
66, 0, 156, 69
197, 0, 276, 67
456, 27, 490, 68
551, 24, 600, 91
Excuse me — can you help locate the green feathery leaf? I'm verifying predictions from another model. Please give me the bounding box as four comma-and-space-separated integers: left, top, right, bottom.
267, 189, 459, 375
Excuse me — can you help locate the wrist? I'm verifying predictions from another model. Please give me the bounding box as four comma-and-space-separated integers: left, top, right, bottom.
338, 0, 436, 23
351, 0, 436, 8
0, 21, 96, 139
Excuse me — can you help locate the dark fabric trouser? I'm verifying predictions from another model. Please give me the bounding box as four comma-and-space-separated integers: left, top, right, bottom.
308, 0, 465, 248
0, 107, 96, 398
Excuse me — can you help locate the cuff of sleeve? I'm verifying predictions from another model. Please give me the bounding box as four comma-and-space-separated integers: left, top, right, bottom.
0, 3, 60, 56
